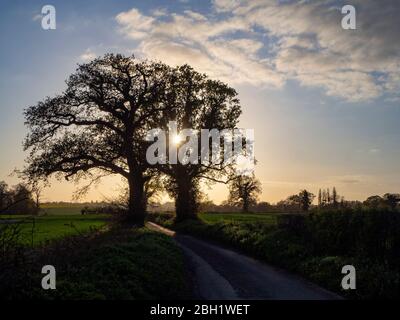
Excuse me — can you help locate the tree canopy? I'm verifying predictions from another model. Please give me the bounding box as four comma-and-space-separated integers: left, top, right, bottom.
161, 65, 241, 220
23, 54, 243, 223
24, 54, 171, 224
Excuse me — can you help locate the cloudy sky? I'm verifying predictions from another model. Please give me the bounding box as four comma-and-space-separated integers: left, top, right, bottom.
1, 0, 400, 203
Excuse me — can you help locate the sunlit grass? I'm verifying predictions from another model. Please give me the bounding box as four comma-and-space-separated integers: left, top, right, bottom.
0, 214, 108, 246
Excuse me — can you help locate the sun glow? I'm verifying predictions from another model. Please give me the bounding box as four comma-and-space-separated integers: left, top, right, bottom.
172, 134, 184, 145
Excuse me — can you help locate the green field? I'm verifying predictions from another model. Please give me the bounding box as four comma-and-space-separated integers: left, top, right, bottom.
40, 207, 84, 215
40, 203, 101, 215
199, 212, 278, 225
0, 214, 108, 246
2, 210, 278, 246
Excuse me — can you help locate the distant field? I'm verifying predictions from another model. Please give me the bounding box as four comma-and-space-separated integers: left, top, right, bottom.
40, 203, 102, 215
40, 206, 84, 215
199, 212, 278, 225
0, 214, 108, 246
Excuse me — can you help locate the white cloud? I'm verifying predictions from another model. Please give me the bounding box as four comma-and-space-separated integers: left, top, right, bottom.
79, 49, 97, 62
116, 8, 155, 39
229, 39, 263, 54
183, 10, 207, 21
115, 0, 400, 102
117, 8, 283, 88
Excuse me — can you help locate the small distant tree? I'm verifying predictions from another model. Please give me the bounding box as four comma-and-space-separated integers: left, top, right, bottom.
322, 189, 327, 205
364, 195, 385, 209
278, 190, 314, 212
299, 189, 315, 212
383, 193, 400, 211
286, 194, 302, 210
228, 174, 261, 213
340, 196, 345, 207
318, 189, 322, 207
0, 181, 10, 212
332, 187, 338, 207
7, 184, 38, 215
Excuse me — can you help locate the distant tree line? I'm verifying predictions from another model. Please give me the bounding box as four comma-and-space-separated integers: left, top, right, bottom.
148, 185, 400, 214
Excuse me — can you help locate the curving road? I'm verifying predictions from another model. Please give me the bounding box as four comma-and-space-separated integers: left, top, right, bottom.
147, 222, 342, 300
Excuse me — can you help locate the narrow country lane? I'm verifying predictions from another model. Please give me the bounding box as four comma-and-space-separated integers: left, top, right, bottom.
147, 222, 342, 300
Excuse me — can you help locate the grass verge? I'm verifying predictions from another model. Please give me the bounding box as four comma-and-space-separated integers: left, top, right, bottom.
0, 226, 190, 300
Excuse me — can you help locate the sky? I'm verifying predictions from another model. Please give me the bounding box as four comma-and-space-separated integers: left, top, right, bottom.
0, 0, 400, 204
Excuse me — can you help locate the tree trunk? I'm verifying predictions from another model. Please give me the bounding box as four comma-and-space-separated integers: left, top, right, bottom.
175, 171, 198, 221
242, 197, 249, 213
125, 173, 146, 226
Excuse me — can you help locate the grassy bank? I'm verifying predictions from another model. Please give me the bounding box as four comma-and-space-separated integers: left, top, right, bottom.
0, 226, 189, 300
149, 210, 400, 299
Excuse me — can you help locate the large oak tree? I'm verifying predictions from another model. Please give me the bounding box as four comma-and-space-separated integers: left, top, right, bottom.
156, 65, 242, 220
23, 54, 170, 225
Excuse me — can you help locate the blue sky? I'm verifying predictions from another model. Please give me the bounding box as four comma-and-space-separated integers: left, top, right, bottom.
1, 0, 399, 203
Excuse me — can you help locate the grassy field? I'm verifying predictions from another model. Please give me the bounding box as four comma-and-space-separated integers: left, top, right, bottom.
0, 214, 108, 246
40, 202, 102, 215
40, 206, 84, 215
199, 212, 278, 225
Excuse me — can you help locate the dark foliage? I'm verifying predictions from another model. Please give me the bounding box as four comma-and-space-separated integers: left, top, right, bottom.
0, 181, 38, 215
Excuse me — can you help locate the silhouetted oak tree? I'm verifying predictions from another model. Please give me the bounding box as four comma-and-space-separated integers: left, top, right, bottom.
23, 54, 170, 225
159, 65, 242, 220
228, 174, 261, 213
